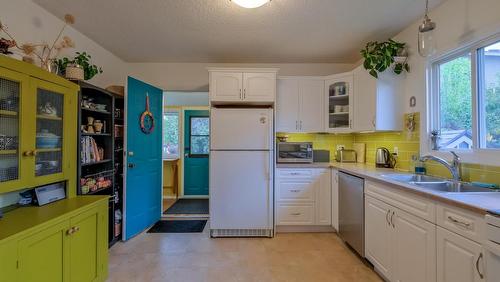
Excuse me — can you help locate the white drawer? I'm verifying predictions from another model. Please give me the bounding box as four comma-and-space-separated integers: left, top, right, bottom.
278, 169, 315, 179
436, 203, 485, 243
277, 203, 315, 225
365, 180, 436, 223
277, 180, 315, 202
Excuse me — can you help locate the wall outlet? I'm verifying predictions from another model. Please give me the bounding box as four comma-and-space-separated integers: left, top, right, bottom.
393, 147, 399, 156
336, 145, 345, 151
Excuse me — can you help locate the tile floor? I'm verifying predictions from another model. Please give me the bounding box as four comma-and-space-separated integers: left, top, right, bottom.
108, 225, 382, 282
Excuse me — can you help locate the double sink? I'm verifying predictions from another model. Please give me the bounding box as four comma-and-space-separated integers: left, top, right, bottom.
381, 173, 498, 193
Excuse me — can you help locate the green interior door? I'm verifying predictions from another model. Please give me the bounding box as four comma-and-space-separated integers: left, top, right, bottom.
183, 110, 209, 196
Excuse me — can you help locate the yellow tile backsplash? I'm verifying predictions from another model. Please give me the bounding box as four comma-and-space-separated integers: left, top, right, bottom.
278, 112, 500, 187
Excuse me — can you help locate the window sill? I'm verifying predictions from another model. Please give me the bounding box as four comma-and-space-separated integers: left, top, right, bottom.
423, 148, 500, 167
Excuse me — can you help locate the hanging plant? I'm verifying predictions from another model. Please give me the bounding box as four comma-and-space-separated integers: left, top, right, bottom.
360, 39, 410, 78
56, 51, 103, 80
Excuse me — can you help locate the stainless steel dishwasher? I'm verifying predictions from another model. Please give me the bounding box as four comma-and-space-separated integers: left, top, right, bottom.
338, 171, 365, 257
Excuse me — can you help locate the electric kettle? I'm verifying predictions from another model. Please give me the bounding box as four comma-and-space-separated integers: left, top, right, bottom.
375, 147, 395, 168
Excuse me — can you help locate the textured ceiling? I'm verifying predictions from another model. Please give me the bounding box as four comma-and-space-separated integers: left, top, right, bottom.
33, 0, 443, 63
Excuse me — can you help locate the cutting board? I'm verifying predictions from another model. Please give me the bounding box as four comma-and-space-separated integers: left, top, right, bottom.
353, 143, 366, 163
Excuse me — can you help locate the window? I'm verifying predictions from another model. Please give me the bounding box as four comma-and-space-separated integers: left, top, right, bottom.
478, 41, 500, 149
431, 36, 500, 151
162, 111, 179, 159
189, 117, 209, 156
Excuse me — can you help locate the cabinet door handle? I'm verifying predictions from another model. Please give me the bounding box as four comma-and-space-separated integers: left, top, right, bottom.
32, 150, 38, 157
447, 216, 471, 229
372, 117, 376, 127
243, 88, 246, 99
386, 210, 391, 226
296, 120, 298, 130
73, 226, 80, 233
291, 212, 301, 216
290, 172, 299, 175
239, 89, 242, 100
476, 253, 484, 279
23, 150, 33, 157
300, 120, 303, 130
390, 211, 395, 228
66, 227, 75, 236
290, 189, 300, 193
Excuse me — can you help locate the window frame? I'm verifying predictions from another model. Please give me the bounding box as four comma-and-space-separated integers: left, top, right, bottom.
428, 33, 500, 158
162, 109, 180, 160
188, 116, 209, 157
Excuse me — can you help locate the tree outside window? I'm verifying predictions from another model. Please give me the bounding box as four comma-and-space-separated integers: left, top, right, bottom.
163, 111, 179, 159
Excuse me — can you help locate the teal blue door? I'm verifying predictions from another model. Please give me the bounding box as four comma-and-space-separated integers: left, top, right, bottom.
124, 77, 163, 240
184, 110, 209, 196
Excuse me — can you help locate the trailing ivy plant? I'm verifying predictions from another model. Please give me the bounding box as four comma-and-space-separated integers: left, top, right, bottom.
360, 39, 410, 78
57, 51, 103, 80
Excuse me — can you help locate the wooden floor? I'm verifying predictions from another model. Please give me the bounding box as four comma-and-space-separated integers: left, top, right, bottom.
108, 226, 382, 282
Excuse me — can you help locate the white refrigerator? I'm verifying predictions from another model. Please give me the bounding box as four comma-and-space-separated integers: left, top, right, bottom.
209, 107, 274, 237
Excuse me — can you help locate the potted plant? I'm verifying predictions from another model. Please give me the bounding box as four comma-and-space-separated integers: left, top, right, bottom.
56, 52, 103, 81
360, 39, 410, 78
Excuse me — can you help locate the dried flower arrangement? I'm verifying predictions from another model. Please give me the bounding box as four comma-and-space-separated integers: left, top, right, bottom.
0, 14, 76, 71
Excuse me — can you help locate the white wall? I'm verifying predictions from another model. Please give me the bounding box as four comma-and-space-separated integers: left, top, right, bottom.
128, 62, 354, 91
392, 0, 500, 165
394, 0, 500, 114
0, 0, 128, 88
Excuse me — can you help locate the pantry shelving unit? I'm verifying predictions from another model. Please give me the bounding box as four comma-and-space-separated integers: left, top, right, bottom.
75, 81, 118, 246
111, 93, 125, 246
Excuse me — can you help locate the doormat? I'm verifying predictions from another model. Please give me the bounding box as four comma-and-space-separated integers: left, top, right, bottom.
147, 220, 207, 233
164, 199, 209, 215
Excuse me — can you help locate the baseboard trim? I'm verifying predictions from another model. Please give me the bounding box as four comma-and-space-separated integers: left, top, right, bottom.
276, 225, 337, 233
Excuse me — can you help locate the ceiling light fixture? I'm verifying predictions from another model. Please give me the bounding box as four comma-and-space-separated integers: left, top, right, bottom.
418, 0, 437, 57
231, 0, 271, 9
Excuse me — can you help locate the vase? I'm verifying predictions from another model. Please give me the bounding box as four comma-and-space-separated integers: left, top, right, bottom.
65, 64, 84, 80
93, 120, 103, 133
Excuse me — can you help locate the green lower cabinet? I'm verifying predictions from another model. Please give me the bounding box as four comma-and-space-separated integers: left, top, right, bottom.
69, 207, 105, 282
0, 197, 108, 282
18, 221, 70, 282
0, 240, 18, 282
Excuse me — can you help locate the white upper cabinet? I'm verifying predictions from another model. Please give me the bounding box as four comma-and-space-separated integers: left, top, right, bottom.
276, 79, 300, 132
243, 72, 276, 102
210, 72, 243, 102
209, 69, 277, 105
352, 65, 403, 132
325, 73, 353, 133
276, 77, 324, 133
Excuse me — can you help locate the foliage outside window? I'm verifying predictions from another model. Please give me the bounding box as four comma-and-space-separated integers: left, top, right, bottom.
431, 38, 500, 150
163, 111, 179, 159
190, 117, 209, 156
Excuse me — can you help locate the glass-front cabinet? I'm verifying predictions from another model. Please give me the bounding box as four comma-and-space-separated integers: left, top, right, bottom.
0, 59, 78, 194
325, 75, 353, 132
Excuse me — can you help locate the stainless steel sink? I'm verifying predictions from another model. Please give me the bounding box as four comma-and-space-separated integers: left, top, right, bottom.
412, 181, 497, 193
381, 173, 498, 193
381, 173, 445, 183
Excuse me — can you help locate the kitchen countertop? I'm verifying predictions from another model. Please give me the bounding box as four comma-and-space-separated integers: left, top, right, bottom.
277, 162, 500, 216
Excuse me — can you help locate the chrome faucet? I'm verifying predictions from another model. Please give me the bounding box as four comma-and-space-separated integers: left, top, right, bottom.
419, 151, 461, 181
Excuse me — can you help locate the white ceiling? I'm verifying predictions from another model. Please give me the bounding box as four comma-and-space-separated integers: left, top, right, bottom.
33, 0, 443, 63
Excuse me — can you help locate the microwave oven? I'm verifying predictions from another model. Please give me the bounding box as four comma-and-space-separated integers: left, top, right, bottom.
277, 142, 313, 163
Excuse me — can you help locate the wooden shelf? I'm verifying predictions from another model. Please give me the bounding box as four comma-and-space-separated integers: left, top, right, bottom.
0, 150, 17, 155
0, 110, 18, 117
81, 107, 111, 115
36, 114, 62, 121
81, 133, 111, 137
81, 159, 112, 167
329, 95, 349, 99
329, 112, 349, 116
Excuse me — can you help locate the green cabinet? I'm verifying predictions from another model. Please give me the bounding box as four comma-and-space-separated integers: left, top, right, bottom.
0, 197, 108, 282
0, 56, 79, 195
18, 220, 70, 282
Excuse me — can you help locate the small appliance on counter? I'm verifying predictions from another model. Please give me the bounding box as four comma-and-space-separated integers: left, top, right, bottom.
313, 150, 330, 163
335, 148, 357, 163
277, 142, 313, 163
375, 147, 396, 168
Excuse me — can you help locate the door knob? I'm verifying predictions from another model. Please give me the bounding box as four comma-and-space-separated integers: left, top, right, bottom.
128, 163, 135, 168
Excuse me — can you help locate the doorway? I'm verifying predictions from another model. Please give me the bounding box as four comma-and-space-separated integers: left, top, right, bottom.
183, 110, 209, 197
